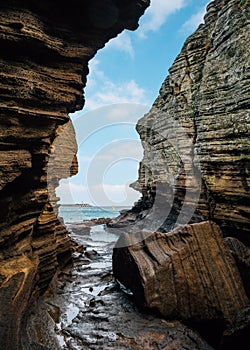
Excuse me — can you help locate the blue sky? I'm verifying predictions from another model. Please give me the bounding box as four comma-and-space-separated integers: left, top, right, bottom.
57, 0, 209, 206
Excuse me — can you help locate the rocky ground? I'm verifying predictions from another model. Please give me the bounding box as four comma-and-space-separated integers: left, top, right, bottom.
24, 222, 214, 350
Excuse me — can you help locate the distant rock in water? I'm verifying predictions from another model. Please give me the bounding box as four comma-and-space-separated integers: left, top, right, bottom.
82, 217, 112, 226
113, 0, 250, 347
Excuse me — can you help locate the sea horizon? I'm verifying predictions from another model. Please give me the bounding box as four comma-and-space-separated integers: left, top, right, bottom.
58, 203, 131, 224
60, 203, 132, 207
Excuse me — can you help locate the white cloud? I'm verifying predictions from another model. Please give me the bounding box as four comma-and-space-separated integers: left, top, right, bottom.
85, 59, 104, 91
104, 104, 146, 122
89, 182, 140, 206
85, 59, 148, 111
138, 0, 186, 38
86, 140, 142, 185
56, 140, 143, 206
78, 154, 93, 163
56, 179, 140, 206
88, 140, 143, 164
180, 4, 208, 34
105, 31, 134, 58
56, 180, 89, 204
92, 80, 145, 106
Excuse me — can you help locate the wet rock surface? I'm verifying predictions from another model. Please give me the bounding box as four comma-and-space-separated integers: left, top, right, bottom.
25, 224, 213, 350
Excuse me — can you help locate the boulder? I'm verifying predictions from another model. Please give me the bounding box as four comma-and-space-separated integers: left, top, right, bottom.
113, 221, 249, 335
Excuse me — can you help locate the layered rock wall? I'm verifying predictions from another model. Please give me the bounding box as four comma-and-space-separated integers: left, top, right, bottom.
129, 0, 250, 243
0, 1, 149, 349
113, 0, 250, 346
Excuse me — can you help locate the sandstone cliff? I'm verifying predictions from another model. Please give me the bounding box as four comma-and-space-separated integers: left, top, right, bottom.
113, 0, 250, 347
133, 0, 250, 240
0, 1, 149, 349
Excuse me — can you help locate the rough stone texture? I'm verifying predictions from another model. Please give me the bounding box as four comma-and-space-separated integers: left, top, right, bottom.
221, 306, 250, 350
22, 223, 213, 350
113, 3, 250, 343
112, 0, 250, 245
225, 236, 250, 298
0, 1, 149, 349
0, 256, 38, 350
113, 222, 248, 329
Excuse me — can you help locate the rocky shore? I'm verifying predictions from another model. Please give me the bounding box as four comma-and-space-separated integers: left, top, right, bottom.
112, 0, 250, 347
0, 0, 249, 349
24, 222, 214, 350
24, 218, 249, 349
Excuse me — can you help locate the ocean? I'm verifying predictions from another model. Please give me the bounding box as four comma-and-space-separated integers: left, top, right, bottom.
58, 205, 131, 224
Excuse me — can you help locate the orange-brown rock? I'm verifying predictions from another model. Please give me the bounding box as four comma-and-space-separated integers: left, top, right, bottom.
0, 255, 38, 350
0, 1, 149, 349
113, 3, 250, 344
120, 0, 250, 244
113, 221, 249, 342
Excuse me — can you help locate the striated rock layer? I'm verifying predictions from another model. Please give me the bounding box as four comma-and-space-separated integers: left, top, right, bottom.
0, 1, 149, 349
113, 0, 250, 346
113, 221, 249, 345
112, 0, 250, 243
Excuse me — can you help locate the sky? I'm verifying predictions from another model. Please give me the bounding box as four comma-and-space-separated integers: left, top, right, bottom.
56, 0, 209, 207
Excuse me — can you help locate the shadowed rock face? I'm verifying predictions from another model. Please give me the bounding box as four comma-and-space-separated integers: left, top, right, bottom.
113, 0, 250, 346
113, 222, 249, 337
114, 0, 250, 243
225, 236, 250, 298
0, 1, 149, 349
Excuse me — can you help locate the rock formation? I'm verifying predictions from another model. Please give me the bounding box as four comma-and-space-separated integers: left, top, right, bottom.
225, 236, 250, 298
0, 1, 149, 349
113, 0, 250, 346
113, 221, 249, 345
112, 0, 250, 241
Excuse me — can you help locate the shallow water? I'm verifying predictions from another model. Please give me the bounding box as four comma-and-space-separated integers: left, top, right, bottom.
26, 223, 213, 350
58, 205, 130, 223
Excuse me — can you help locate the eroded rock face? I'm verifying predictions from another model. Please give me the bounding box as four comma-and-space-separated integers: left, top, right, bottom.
113, 0, 250, 346
0, 1, 149, 348
113, 222, 248, 326
118, 0, 250, 243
